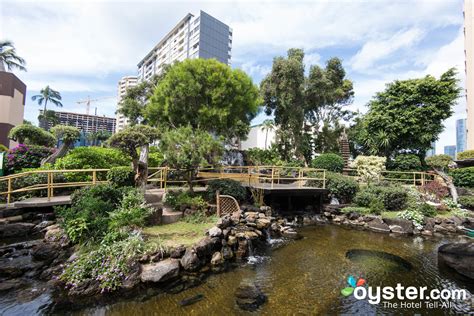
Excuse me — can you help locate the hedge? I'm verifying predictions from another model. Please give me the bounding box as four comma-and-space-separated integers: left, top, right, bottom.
311, 153, 345, 173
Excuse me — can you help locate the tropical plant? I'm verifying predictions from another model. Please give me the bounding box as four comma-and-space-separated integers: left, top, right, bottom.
260, 119, 275, 149
31, 86, 63, 128
457, 150, 474, 160
0, 40, 26, 72
55, 147, 129, 170
41, 125, 80, 165
107, 166, 134, 187
37, 110, 59, 129
159, 126, 223, 192
458, 195, 474, 209
390, 154, 422, 171
205, 179, 247, 202
4, 144, 54, 174
450, 167, 474, 188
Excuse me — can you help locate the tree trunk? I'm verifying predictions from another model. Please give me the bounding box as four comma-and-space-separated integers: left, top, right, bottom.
433, 168, 458, 203
135, 145, 149, 191
186, 170, 194, 194
41, 142, 71, 166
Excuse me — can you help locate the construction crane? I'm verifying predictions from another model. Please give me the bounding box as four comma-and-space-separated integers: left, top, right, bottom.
76, 95, 115, 115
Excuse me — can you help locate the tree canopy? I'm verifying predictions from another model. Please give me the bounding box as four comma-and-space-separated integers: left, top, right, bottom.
356, 69, 461, 161
8, 124, 56, 147
146, 58, 260, 140
0, 40, 26, 72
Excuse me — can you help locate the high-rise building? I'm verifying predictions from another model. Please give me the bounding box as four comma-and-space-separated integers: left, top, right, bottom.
137, 10, 232, 81
444, 145, 457, 160
0, 71, 26, 148
465, 0, 474, 149
39, 110, 116, 134
456, 118, 467, 154
426, 141, 436, 157
116, 76, 138, 132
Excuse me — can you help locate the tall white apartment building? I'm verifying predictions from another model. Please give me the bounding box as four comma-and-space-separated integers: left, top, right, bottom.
137, 10, 232, 81
116, 75, 138, 132
466, 0, 474, 149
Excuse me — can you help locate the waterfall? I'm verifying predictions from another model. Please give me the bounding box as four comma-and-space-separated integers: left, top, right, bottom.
220, 150, 245, 166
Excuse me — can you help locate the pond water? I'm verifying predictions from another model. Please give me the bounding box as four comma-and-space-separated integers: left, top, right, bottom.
77, 225, 473, 315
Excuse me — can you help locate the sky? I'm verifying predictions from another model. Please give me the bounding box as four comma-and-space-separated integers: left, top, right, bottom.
1, 0, 467, 154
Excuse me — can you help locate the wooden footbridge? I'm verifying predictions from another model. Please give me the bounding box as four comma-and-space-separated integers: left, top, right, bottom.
0, 166, 435, 209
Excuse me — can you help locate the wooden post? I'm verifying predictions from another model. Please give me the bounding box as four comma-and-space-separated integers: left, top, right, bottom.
271, 167, 274, 189
421, 173, 425, 186
7, 178, 11, 205
92, 170, 97, 185
216, 190, 221, 216
413, 172, 416, 186
164, 167, 168, 189
47, 171, 51, 201
50, 171, 54, 197
298, 169, 303, 188
323, 170, 326, 189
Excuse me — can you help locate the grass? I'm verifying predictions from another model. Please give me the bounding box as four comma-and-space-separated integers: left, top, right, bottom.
382, 210, 459, 220
381, 211, 399, 219
143, 216, 217, 248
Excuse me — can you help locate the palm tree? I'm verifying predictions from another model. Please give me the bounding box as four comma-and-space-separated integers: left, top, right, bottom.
32, 86, 63, 129
260, 119, 275, 149
0, 40, 26, 72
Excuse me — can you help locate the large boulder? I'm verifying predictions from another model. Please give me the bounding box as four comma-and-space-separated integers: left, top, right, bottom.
0, 223, 35, 238
367, 218, 390, 233
140, 258, 180, 283
383, 218, 413, 234
235, 282, 267, 311
31, 242, 61, 263
180, 248, 201, 271
208, 226, 222, 237
193, 237, 220, 259
438, 242, 474, 279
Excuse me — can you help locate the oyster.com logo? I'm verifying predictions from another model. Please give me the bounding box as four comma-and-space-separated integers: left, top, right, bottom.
341, 275, 366, 297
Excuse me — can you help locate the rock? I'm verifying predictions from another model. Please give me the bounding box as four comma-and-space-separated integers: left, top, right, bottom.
256, 218, 271, 229
367, 218, 390, 233
438, 242, 474, 279
221, 246, 234, 260
231, 210, 242, 223
0, 256, 44, 278
68, 279, 100, 297
235, 282, 267, 311
44, 225, 69, 246
423, 217, 436, 231
208, 226, 222, 237
194, 237, 220, 259
347, 212, 359, 220
383, 218, 413, 234
434, 224, 447, 233
33, 220, 56, 232
210, 252, 224, 266
170, 245, 186, 258
235, 239, 248, 260
0, 223, 35, 238
140, 258, 180, 283
389, 225, 406, 234
31, 242, 61, 263
122, 262, 141, 290
0, 279, 24, 292
227, 235, 237, 246
421, 230, 433, 236
180, 248, 201, 271
216, 216, 231, 229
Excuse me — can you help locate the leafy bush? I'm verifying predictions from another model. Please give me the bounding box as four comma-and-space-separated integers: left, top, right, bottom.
426, 154, 452, 171
109, 189, 152, 230
341, 206, 371, 214
458, 195, 474, 209
417, 203, 437, 217
8, 124, 56, 147
457, 150, 474, 160
311, 153, 345, 173
164, 190, 208, 211
205, 179, 247, 202
107, 166, 134, 187
390, 154, 421, 171
325, 172, 358, 203
398, 208, 424, 230
58, 185, 128, 243
148, 147, 164, 167
245, 146, 282, 166
450, 167, 474, 188
419, 180, 449, 202
354, 185, 408, 211
369, 198, 385, 215
61, 232, 152, 291
351, 155, 386, 183
55, 147, 129, 170
4, 144, 54, 174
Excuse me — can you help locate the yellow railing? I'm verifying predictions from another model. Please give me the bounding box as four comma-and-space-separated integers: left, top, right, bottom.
0, 166, 435, 205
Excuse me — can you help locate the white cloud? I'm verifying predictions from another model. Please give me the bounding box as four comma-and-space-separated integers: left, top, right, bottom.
350, 28, 425, 72
239, 61, 271, 79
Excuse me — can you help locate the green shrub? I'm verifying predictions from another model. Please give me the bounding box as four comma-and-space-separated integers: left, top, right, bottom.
55, 147, 129, 170
369, 198, 384, 215
457, 150, 474, 160
311, 153, 345, 173
417, 203, 437, 217
205, 179, 247, 202
458, 195, 474, 209
325, 172, 359, 203
341, 206, 371, 214
351, 155, 386, 183
390, 154, 421, 171
450, 167, 474, 188
397, 208, 424, 229
109, 189, 152, 230
354, 185, 408, 211
164, 190, 208, 211
58, 185, 128, 243
107, 166, 134, 187
245, 146, 282, 166
5, 144, 54, 174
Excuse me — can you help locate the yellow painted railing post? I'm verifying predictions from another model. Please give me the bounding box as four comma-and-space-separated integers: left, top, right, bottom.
50, 171, 54, 198
298, 169, 302, 188
421, 173, 425, 186
7, 178, 11, 205
47, 171, 51, 201
164, 167, 168, 189
413, 172, 416, 186
323, 170, 326, 189
271, 167, 274, 189
92, 170, 97, 185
